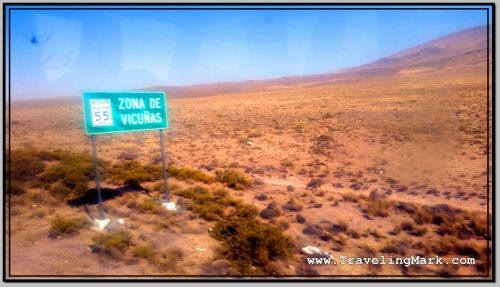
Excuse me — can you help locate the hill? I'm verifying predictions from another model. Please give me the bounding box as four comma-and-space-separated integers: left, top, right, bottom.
142, 25, 491, 99
12, 25, 491, 108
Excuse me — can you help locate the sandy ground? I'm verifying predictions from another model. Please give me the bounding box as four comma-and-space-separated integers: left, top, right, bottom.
6, 69, 492, 278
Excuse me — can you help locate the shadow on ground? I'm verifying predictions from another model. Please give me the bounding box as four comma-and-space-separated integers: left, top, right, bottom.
68, 183, 149, 206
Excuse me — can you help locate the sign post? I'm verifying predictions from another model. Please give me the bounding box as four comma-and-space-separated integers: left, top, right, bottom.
82, 91, 173, 229
91, 135, 105, 220
159, 129, 175, 210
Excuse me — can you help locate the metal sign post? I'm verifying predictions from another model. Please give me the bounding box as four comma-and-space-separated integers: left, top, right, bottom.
91, 135, 105, 220
160, 129, 176, 210
160, 130, 169, 202
91, 135, 109, 230
159, 129, 169, 201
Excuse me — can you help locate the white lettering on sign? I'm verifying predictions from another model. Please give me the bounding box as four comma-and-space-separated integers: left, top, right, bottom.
120, 111, 162, 125
90, 99, 113, 127
118, 98, 146, 110
114, 97, 164, 126
149, 98, 161, 109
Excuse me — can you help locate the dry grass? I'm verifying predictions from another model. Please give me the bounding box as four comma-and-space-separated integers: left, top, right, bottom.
49, 215, 90, 238
90, 230, 133, 259
7, 62, 491, 277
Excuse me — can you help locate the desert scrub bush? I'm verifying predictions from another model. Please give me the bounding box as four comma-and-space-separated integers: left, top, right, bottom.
280, 160, 294, 168
322, 113, 334, 120
331, 220, 348, 233
259, 201, 282, 219
342, 193, 359, 203
277, 219, 290, 231
121, 193, 138, 209
175, 184, 293, 274
407, 204, 483, 239
155, 247, 185, 273
9, 149, 46, 182
133, 245, 155, 261
167, 166, 216, 184
431, 235, 456, 256
137, 198, 163, 214
283, 198, 303, 212
248, 131, 262, 138
29, 190, 46, 204
215, 169, 253, 189
47, 151, 97, 181
49, 215, 90, 238
296, 214, 306, 224
29, 180, 51, 190
411, 206, 433, 225
389, 225, 402, 236
38, 150, 102, 199
150, 154, 163, 165
316, 134, 333, 142
91, 230, 133, 258
368, 228, 385, 239
348, 229, 361, 239
105, 160, 162, 185
10, 184, 27, 196
61, 173, 91, 199
152, 181, 180, 193
400, 220, 427, 236
175, 186, 235, 221
306, 178, 324, 191
358, 245, 382, 274
453, 240, 483, 258
310, 134, 335, 155
365, 198, 391, 218
211, 213, 294, 274
379, 239, 411, 256
176, 184, 293, 274
118, 149, 138, 161
231, 202, 259, 219
154, 218, 180, 232
227, 162, 240, 168
255, 193, 268, 201
315, 190, 325, 197
49, 183, 72, 200
469, 216, 488, 238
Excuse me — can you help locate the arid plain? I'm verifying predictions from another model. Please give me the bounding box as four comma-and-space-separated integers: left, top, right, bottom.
6, 26, 492, 278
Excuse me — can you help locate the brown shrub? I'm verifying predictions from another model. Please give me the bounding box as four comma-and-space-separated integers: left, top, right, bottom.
400, 220, 427, 237
283, 198, 303, 212
91, 230, 133, 259
259, 201, 282, 219
330, 220, 348, 233
49, 215, 89, 238
365, 198, 391, 218
380, 239, 411, 256
295, 214, 306, 224
342, 193, 359, 203
306, 178, 324, 191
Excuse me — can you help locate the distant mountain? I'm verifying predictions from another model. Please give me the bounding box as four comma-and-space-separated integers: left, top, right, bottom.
143, 25, 490, 99
339, 25, 490, 76
13, 25, 491, 108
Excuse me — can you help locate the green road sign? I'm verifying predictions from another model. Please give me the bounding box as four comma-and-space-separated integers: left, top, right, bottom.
82, 91, 168, 135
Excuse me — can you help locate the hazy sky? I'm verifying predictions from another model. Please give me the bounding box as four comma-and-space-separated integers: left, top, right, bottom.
8, 5, 491, 100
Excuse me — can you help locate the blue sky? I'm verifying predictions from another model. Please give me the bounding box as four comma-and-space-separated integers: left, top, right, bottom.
8, 6, 491, 100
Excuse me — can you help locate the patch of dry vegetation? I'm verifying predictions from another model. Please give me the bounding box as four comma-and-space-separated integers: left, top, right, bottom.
215, 169, 253, 189
49, 215, 90, 238
175, 185, 293, 274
